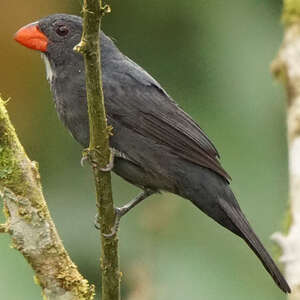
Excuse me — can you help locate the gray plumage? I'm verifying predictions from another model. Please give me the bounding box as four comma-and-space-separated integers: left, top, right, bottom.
23, 14, 290, 293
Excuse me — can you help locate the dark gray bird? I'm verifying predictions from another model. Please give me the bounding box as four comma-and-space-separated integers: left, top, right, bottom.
14, 14, 290, 293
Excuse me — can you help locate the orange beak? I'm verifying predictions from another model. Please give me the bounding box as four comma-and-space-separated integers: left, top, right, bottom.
14, 23, 48, 52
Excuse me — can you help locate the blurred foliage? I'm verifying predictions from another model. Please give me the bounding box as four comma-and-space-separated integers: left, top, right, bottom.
0, 0, 288, 299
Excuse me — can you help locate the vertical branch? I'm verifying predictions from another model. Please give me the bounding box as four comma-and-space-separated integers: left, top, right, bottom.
74, 1, 121, 300
271, 1, 300, 299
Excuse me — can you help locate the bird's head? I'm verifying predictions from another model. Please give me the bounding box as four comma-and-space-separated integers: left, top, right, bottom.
14, 13, 120, 72
14, 14, 83, 57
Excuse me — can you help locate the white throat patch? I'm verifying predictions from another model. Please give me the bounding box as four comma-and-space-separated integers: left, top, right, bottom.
41, 53, 55, 83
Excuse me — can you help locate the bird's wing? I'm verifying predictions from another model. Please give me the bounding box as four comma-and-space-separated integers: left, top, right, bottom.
104, 56, 231, 181
140, 109, 231, 181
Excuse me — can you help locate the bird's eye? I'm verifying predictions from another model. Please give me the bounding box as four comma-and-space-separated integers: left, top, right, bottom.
56, 25, 69, 36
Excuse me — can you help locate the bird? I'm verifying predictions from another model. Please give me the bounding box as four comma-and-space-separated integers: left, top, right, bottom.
14, 14, 290, 293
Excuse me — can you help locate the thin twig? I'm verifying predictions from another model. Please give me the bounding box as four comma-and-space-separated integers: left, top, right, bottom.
75, 1, 121, 300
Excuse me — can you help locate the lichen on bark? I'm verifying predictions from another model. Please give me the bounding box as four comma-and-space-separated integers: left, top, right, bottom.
271, 1, 300, 299
0, 97, 94, 300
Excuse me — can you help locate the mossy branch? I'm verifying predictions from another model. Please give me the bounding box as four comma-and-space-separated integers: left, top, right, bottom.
0, 97, 95, 300
75, 1, 121, 300
271, 0, 300, 299
282, 0, 300, 25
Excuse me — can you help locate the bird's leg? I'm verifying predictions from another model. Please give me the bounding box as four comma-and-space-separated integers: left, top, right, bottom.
95, 189, 157, 237
80, 148, 99, 167
116, 188, 157, 218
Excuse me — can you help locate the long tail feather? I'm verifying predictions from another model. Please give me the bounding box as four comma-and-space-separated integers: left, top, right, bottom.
218, 199, 290, 293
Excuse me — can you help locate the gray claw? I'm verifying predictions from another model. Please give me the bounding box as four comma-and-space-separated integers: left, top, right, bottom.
94, 213, 100, 230
100, 149, 115, 172
99, 208, 122, 238
102, 227, 117, 238
94, 189, 156, 238
80, 155, 88, 167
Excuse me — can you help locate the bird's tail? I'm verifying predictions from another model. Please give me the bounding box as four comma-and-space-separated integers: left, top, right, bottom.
177, 164, 290, 292
218, 198, 291, 293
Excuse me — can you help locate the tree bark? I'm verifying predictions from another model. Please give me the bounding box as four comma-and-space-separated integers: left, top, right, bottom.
0, 97, 95, 300
271, 1, 300, 299
74, 1, 121, 300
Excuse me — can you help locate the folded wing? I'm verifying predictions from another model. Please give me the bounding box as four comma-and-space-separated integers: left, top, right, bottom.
104, 56, 231, 182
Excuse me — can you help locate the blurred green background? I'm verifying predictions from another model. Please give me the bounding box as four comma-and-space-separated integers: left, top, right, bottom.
0, 0, 288, 299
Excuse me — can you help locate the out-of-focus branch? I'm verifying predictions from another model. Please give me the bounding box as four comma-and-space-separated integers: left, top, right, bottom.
74, 1, 121, 300
0, 97, 95, 300
271, 1, 300, 299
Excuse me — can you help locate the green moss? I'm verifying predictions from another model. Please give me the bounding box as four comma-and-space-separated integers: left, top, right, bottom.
0, 145, 24, 193
33, 275, 41, 286
272, 203, 292, 265
73, 281, 95, 300
57, 268, 95, 299
18, 206, 33, 222
281, 205, 293, 234
42, 291, 47, 300
282, 0, 300, 26
0, 99, 30, 197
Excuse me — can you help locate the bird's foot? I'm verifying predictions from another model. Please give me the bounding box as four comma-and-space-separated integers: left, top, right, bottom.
94, 213, 101, 230
94, 189, 157, 237
81, 147, 115, 171
101, 208, 123, 237
94, 207, 123, 237
80, 148, 98, 168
